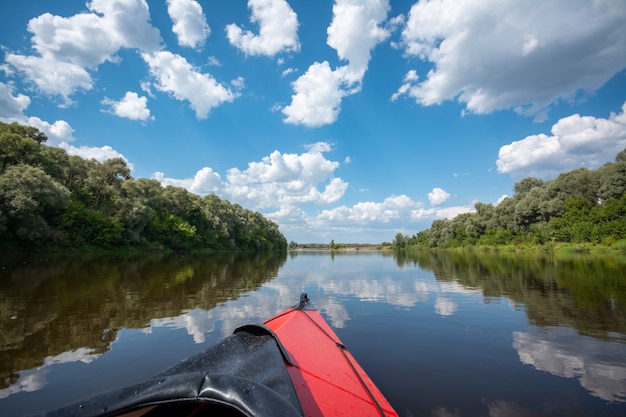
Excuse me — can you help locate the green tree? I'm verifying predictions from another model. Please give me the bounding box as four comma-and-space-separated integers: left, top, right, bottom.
0, 164, 70, 244
392, 233, 407, 249
399, 148, 626, 249
61, 200, 124, 247
597, 160, 626, 201
0, 122, 288, 251
0, 125, 43, 173
514, 187, 546, 230
513, 177, 544, 195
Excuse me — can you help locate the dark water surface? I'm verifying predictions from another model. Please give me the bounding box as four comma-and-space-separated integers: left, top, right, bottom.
1, 250, 625, 416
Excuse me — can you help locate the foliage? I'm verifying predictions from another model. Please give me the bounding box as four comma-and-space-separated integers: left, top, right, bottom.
394, 148, 626, 250
0, 122, 287, 251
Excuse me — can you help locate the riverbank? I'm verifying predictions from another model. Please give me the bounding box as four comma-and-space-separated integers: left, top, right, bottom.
404, 239, 626, 257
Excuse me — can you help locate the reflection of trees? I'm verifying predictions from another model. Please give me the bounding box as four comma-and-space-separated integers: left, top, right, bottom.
0, 252, 286, 389
395, 250, 626, 339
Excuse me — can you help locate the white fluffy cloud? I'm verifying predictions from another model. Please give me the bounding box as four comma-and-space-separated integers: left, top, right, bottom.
153, 142, 348, 209
0, 81, 30, 119
282, 0, 389, 127
226, 0, 300, 56
428, 187, 451, 206
5, 0, 161, 102
0, 81, 75, 146
153, 140, 477, 242
327, 0, 390, 83
153, 167, 223, 196
3, 56, 92, 102
319, 194, 420, 223
167, 0, 210, 49
395, 0, 626, 120
142, 51, 238, 119
0, 80, 133, 163
60, 143, 132, 169
224, 145, 348, 208
24, 118, 75, 147
101, 91, 153, 121
497, 102, 626, 179
316, 194, 471, 227
282, 61, 345, 127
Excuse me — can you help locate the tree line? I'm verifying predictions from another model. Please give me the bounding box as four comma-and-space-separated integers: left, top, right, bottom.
393, 148, 626, 249
0, 122, 287, 251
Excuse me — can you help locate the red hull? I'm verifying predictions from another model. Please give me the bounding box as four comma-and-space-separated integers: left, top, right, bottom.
264, 299, 398, 417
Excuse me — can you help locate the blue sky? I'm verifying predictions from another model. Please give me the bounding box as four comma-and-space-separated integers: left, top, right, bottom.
1, 0, 625, 243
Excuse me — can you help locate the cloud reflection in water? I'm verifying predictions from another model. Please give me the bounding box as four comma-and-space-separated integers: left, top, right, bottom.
0, 347, 101, 399
513, 326, 626, 402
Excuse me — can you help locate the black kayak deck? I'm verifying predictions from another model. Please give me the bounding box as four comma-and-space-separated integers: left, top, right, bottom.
40, 325, 303, 417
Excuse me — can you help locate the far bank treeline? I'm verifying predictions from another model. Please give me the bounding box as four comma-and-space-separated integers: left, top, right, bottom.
0, 122, 287, 251
394, 148, 626, 249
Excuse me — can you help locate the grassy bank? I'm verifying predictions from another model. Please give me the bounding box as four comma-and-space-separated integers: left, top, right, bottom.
409, 239, 626, 257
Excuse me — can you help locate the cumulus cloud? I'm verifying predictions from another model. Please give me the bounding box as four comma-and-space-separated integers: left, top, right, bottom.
167, 0, 210, 49
4, 0, 161, 102
319, 194, 420, 223
0, 81, 31, 119
0, 81, 75, 146
24, 118, 75, 147
282, 61, 345, 127
497, 101, 626, 179
3, 56, 92, 103
153, 167, 222, 196
395, 0, 626, 120
0, 82, 130, 163
142, 51, 238, 119
327, 0, 391, 83
315, 194, 472, 230
153, 141, 348, 209
226, 0, 300, 56
224, 145, 349, 207
154, 141, 477, 241
60, 143, 132, 169
428, 187, 451, 206
282, 0, 390, 127
101, 91, 153, 121
1, 81, 133, 163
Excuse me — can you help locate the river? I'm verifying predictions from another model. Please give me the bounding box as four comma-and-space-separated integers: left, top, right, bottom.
1, 250, 625, 416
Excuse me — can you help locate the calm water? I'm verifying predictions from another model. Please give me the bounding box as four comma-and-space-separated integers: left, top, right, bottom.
1, 250, 625, 416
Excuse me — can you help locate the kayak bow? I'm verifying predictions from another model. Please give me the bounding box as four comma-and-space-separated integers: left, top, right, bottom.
41, 294, 398, 417
264, 293, 398, 417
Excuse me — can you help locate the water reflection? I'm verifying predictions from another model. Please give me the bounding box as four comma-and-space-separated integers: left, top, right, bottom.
1, 250, 625, 416
0, 252, 286, 394
399, 249, 626, 339
514, 326, 626, 402
286, 250, 484, 322
0, 347, 101, 399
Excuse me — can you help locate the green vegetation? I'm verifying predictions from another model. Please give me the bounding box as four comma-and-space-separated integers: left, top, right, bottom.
393, 148, 626, 251
0, 122, 287, 251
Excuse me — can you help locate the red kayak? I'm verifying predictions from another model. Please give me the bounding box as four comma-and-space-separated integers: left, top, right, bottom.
42, 294, 398, 417
264, 294, 398, 417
